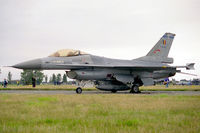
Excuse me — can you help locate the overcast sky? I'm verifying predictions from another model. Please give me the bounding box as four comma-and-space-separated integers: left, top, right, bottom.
0, 0, 199, 81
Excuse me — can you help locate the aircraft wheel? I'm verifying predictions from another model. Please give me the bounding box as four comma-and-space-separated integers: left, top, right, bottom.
111, 90, 117, 93
130, 85, 141, 93
76, 87, 82, 94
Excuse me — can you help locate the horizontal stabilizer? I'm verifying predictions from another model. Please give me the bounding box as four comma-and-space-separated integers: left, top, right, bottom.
176, 63, 195, 70
186, 63, 195, 70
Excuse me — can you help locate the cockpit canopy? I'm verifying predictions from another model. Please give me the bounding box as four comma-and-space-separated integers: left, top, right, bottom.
49, 49, 88, 57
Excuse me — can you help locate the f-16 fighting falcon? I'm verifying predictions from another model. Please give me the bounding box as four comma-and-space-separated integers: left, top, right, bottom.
13, 33, 195, 93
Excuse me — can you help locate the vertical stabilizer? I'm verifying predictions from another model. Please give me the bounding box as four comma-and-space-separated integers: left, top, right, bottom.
147, 33, 175, 57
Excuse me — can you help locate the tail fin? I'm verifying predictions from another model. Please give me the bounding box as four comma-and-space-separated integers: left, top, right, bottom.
136, 33, 175, 64
147, 33, 175, 57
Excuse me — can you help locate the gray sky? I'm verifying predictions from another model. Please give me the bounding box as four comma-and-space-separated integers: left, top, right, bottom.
0, 0, 199, 81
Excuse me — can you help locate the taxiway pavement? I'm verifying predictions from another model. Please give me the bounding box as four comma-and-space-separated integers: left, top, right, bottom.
0, 90, 200, 95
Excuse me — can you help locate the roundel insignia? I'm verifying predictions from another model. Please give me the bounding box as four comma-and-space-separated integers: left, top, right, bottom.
153, 49, 160, 54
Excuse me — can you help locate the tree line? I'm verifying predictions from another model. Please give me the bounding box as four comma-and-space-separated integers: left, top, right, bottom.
5, 70, 68, 85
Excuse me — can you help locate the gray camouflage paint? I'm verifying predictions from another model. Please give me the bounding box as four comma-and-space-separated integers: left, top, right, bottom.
13, 33, 193, 91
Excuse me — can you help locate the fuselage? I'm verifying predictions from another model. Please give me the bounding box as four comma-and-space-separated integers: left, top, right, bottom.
13, 54, 176, 82
12, 33, 194, 93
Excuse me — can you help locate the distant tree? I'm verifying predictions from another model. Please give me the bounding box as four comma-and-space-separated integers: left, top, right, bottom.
63, 74, 67, 84
21, 70, 44, 85
21, 70, 33, 85
52, 74, 56, 84
35, 71, 45, 85
56, 73, 62, 84
45, 75, 48, 83
7, 71, 12, 84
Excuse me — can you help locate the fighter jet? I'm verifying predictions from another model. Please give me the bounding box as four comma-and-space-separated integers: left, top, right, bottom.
13, 33, 195, 93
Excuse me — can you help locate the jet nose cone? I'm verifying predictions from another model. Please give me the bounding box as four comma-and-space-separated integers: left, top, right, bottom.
13, 59, 42, 69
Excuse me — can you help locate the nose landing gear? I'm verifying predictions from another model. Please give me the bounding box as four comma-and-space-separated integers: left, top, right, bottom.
76, 87, 82, 94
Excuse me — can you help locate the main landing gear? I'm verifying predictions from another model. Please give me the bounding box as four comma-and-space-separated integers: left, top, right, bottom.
76, 87, 82, 94
130, 85, 141, 93
111, 90, 117, 93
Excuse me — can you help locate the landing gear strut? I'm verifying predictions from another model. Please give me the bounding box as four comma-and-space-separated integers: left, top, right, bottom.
111, 90, 117, 93
130, 85, 141, 93
76, 87, 82, 94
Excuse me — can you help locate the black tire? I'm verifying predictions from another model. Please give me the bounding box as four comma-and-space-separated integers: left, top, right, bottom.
130, 85, 140, 93
111, 90, 117, 93
76, 87, 82, 94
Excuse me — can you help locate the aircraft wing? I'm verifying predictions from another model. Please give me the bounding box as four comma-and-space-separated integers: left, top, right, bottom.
114, 74, 154, 86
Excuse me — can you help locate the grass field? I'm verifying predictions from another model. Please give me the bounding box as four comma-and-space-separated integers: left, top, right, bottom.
0, 94, 200, 133
1, 84, 200, 91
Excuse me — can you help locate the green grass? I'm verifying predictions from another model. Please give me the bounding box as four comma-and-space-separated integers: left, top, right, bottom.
0, 94, 200, 133
1, 84, 200, 91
